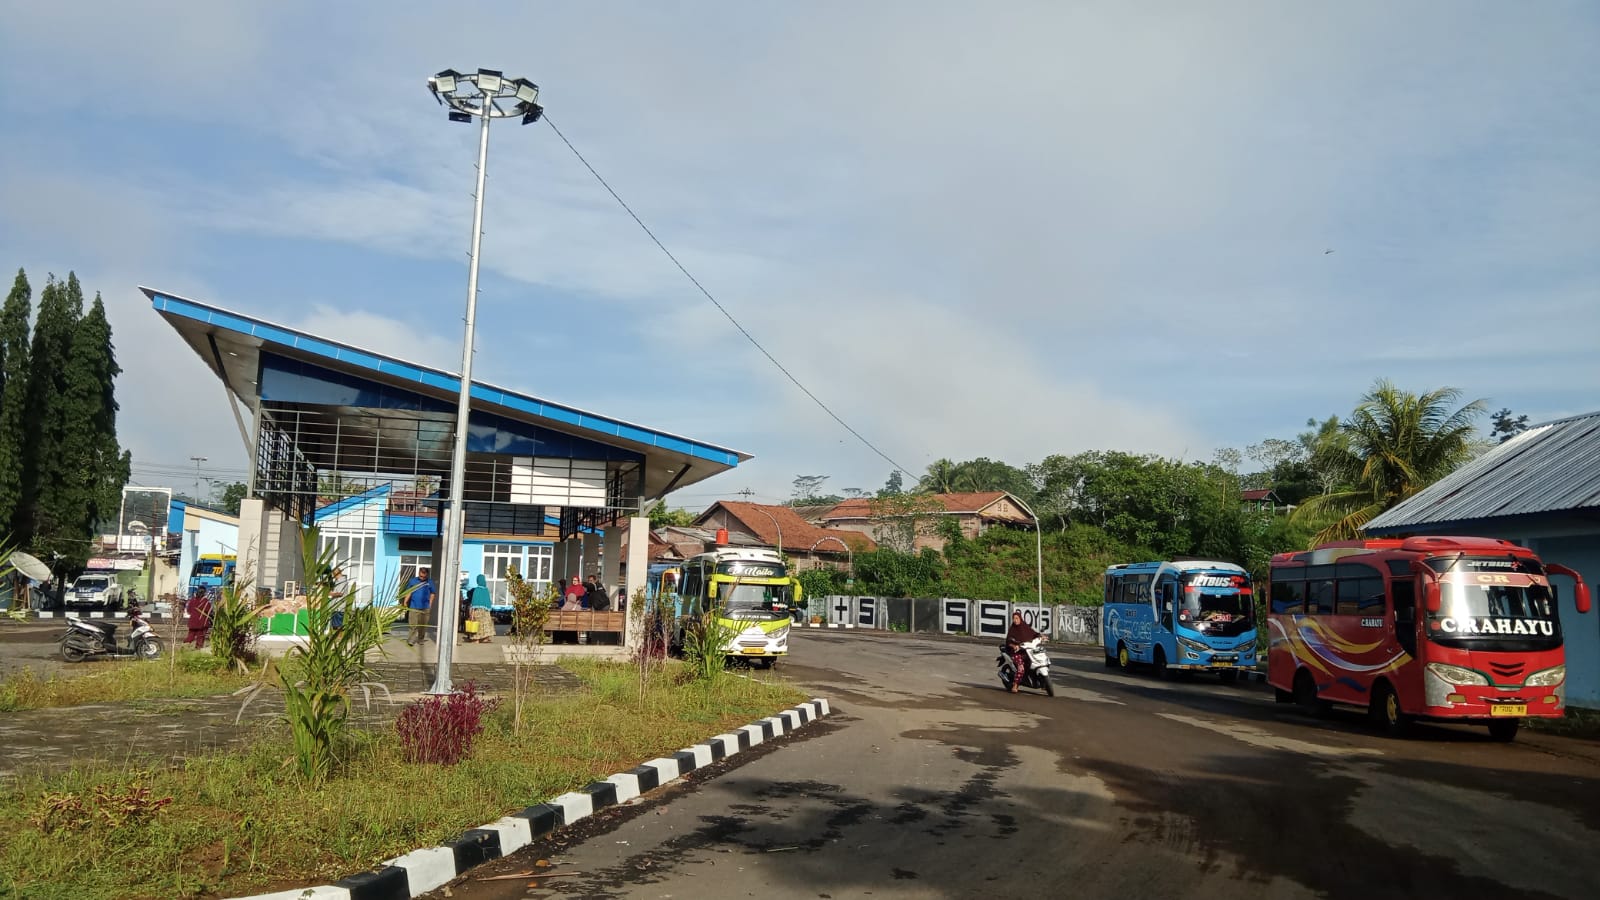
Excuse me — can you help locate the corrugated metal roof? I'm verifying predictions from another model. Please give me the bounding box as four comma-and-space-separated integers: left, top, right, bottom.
1366, 411, 1600, 533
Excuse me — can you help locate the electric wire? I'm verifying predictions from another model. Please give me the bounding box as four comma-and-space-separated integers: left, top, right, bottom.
542, 114, 914, 480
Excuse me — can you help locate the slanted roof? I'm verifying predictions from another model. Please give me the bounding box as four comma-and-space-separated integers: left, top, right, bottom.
697, 502, 875, 553
147, 287, 749, 499
821, 491, 1034, 523
1366, 411, 1600, 534
1241, 489, 1281, 502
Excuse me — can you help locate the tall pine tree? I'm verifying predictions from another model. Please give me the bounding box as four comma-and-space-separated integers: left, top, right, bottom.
26, 273, 87, 564
70, 295, 132, 538
0, 270, 31, 534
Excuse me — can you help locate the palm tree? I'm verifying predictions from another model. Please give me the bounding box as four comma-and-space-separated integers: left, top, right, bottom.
1292, 380, 1485, 542
918, 459, 962, 494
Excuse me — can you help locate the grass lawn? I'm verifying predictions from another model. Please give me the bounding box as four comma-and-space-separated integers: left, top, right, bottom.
0, 653, 251, 712
0, 661, 807, 899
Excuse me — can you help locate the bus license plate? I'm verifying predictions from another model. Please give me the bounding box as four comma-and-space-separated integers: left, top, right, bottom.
741, 648, 766, 655
1491, 704, 1526, 717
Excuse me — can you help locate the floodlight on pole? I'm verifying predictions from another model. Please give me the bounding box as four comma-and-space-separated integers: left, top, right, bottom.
1007, 497, 1047, 621
424, 67, 542, 696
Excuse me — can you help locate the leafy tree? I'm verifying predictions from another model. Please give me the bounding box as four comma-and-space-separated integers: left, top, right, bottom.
791, 474, 830, 503
219, 482, 249, 516
879, 469, 904, 497
918, 458, 961, 493
648, 505, 695, 527
868, 492, 947, 553
1292, 380, 1486, 542
1298, 415, 1349, 497
1489, 408, 1530, 443
0, 270, 32, 532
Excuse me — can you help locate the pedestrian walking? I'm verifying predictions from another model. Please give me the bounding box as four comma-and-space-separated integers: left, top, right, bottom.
466, 574, 494, 643
404, 568, 435, 646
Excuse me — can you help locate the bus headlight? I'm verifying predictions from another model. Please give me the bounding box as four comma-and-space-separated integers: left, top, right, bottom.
1177, 637, 1207, 654
1526, 665, 1566, 687
1425, 663, 1488, 686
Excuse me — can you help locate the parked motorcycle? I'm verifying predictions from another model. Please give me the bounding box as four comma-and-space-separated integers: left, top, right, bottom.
59, 609, 162, 662
997, 637, 1055, 696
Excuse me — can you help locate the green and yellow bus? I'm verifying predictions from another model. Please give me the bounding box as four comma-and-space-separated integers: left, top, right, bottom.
675, 548, 799, 667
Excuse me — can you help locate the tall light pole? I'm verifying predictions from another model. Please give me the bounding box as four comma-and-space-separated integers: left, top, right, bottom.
425, 68, 544, 695
189, 456, 207, 504
746, 505, 783, 555
1009, 497, 1045, 616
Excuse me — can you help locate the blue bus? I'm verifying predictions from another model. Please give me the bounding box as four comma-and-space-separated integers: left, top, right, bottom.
1102, 559, 1257, 682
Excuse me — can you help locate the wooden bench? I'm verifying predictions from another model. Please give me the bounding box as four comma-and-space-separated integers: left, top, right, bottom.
545, 611, 626, 633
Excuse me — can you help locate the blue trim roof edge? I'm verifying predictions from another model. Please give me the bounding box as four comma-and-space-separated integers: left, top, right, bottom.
146, 288, 746, 467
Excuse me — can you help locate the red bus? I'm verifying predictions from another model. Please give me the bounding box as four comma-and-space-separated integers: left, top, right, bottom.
1268, 536, 1591, 741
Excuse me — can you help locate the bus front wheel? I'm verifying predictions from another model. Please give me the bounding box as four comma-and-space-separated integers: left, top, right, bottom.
1152, 646, 1169, 680
1369, 681, 1409, 736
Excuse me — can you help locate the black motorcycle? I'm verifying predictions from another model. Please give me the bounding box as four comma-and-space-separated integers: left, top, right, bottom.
60, 608, 162, 661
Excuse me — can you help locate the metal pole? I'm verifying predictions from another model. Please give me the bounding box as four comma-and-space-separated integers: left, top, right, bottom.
429, 103, 492, 696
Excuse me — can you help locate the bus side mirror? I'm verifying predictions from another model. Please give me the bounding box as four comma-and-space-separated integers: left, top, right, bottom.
1424, 581, 1441, 614
1576, 582, 1592, 615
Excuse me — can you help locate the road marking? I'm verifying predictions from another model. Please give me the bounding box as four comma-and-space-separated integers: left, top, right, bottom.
1157, 713, 1383, 758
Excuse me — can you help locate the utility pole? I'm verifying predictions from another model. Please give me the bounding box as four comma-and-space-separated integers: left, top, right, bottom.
737, 488, 755, 500
190, 456, 208, 504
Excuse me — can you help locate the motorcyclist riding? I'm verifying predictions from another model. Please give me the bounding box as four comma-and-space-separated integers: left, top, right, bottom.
1005, 611, 1041, 693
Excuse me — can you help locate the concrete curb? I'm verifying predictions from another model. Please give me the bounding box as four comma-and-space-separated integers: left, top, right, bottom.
230, 698, 833, 900
16, 610, 169, 621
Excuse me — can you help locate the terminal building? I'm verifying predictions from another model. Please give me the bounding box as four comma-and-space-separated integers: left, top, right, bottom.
149, 288, 748, 646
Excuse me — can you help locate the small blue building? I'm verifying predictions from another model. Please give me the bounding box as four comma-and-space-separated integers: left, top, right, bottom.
1366, 411, 1600, 707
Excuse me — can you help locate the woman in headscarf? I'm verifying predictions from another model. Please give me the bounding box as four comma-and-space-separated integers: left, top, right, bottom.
467, 574, 495, 643
1005, 611, 1041, 693
185, 588, 213, 648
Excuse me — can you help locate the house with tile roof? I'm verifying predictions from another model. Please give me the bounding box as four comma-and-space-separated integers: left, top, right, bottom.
819, 491, 1036, 553
692, 501, 874, 571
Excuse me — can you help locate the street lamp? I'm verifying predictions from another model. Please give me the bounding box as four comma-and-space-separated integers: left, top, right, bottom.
746, 506, 783, 555
1007, 498, 1046, 617
424, 67, 543, 695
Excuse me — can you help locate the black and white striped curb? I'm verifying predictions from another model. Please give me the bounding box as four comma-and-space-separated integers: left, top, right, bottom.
13, 610, 169, 621
232, 698, 832, 900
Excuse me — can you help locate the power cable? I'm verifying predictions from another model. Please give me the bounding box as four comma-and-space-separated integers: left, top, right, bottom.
542, 114, 914, 480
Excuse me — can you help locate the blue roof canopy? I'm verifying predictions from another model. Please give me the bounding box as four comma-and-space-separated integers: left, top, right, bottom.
146, 287, 748, 499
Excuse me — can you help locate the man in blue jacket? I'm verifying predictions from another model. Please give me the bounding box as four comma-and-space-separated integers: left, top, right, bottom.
404, 567, 435, 646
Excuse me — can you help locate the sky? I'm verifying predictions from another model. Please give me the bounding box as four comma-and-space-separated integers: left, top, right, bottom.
0, 1, 1595, 510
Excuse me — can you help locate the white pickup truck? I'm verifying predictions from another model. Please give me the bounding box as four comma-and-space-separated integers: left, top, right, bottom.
65, 573, 124, 611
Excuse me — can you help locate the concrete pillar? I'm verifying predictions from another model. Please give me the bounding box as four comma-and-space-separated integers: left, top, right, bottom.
236, 498, 267, 592
580, 531, 600, 581
623, 516, 650, 651
560, 536, 580, 586
601, 526, 623, 596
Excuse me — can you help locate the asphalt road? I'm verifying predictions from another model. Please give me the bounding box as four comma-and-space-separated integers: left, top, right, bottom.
434, 630, 1600, 899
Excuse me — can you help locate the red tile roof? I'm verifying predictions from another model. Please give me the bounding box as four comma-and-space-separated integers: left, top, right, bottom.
699, 501, 876, 553
1240, 489, 1278, 502
822, 492, 1031, 521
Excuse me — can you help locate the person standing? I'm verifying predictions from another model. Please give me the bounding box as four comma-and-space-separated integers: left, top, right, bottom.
467, 574, 494, 643
404, 568, 434, 646
184, 588, 213, 648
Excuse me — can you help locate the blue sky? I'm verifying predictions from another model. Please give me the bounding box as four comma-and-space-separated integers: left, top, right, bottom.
0, 1, 1595, 509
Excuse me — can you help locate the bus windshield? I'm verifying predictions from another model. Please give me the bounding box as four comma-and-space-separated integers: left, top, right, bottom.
717, 582, 794, 613
1429, 580, 1562, 651
1178, 573, 1253, 636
